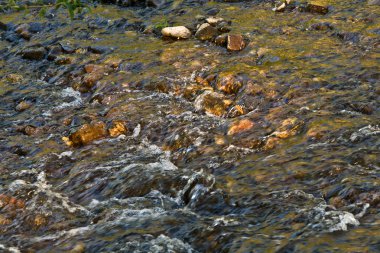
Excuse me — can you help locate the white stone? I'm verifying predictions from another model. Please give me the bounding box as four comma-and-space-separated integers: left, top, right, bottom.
206, 17, 224, 26
161, 26, 191, 39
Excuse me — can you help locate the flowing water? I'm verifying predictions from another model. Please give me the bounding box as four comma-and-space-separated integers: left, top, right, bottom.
0, 0, 379, 252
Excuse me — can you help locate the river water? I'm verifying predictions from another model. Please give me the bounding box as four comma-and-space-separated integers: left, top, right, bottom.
0, 0, 379, 252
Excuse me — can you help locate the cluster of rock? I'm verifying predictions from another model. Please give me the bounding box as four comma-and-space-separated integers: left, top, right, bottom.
273, 0, 329, 14
161, 16, 247, 51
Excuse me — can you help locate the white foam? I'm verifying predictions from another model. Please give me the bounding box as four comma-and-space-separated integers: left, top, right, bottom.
54, 87, 83, 111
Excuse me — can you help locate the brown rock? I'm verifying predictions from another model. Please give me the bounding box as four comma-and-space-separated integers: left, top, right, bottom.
55, 56, 73, 65
0, 215, 11, 225
15, 24, 31, 40
82, 65, 106, 89
227, 35, 246, 51
195, 23, 218, 41
273, 117, 303, 139
194, 91, 231, 116
227, 119, 254, 135
264, 136, 280, 150
305, 4, 328, 15
15, 101, 32, 112
215, 34, 227, 46
245, 81, 263, 95
5, 74, 23, 83
34, 214, 48, 227
216, 74, 243, 94
22, 47, 46, 60
65, 121, 107, 147
17, 125, 38, 136
108, 120, 128, 137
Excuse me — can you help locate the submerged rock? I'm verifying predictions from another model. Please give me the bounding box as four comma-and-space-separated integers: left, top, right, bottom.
15, 24, 31, 40
216, 73, 243, 94
194, 91, 231, 116
108, 120, 128, 137
161, 26, 192, 39
215, 34, 227, 46
64, 121, 107, 147
88, 45, 111, 54
304, 3, 329, 15
227, 34, 246, 51
195, 23, 218, 41
21, 47, 46, 60
227, 119, 254, 135
15, 101, 32, 112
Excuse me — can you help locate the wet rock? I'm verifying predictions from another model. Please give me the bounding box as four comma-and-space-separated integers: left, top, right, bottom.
0, 194, 25, 209
227, 119, 254, 135
108, 120, 128, 137
163, 131, 192, 151
310, 22, 334, 31
161, 26, 192, 39
0, 215, 11, 225
215, 34, 227, 46
28, 22, 44, 33
273, 0, 295, 12
81, 64, 106, 90
17, 125, 39, 136
21, 47, 46, 60
334, 32, 361, 43
69, 243, 86, 253
5, 74, 23, 83
88, 45, 111, 54
146, 0, 164, 7
33, 214, 48, 227
304, 3, 329, 15
206, 8, 220, 16
195, 23, 218, 41
273, 117, 303, 139
216, 21, 231, 33
5, 32, 20, 43
206, 17, 224, 26
216, 73, 243, 94
194, 91, 231, 116
59, 43, 76, 54
264, 136, 280, 150
63, 121, 107, 147
227, 34, 246, 51
55, 55, 74, 65
348, 103, 374, 115
47, 45, 63, 60
368, 0, 380, 5
15, 101, 32, 112
0, 21, 7, 31
15, 24, 31, 40
104, 57, 122, 68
